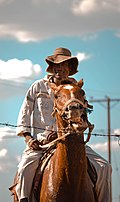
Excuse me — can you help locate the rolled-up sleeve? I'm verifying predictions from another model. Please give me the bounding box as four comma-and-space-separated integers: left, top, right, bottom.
16, 83, 35, 136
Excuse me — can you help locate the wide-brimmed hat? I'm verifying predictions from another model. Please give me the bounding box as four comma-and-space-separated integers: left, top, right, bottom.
45, 47, 78, 76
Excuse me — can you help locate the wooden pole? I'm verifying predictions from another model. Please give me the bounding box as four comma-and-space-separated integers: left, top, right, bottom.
107, 97, 112, 202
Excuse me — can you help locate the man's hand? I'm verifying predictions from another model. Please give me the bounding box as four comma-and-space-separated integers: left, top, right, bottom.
47, 131, 57, 142
27, 138, 40, 150
23, 133, 40, 150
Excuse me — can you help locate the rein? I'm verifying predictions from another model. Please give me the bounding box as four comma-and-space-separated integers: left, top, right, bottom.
39, 130, 71, 149
39, 123, 94, 150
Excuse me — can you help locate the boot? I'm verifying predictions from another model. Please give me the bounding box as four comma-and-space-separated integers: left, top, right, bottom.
20, 198, 28, 202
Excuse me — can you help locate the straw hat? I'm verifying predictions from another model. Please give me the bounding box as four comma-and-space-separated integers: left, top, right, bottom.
45, 47, 78, 76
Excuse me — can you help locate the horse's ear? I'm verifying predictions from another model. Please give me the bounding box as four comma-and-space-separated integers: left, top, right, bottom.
77, 79, 84, 88
49, 83, 58, 92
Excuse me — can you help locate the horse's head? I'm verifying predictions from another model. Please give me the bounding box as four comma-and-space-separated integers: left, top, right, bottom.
40, 79, 96, 202
50, 79, 93, 136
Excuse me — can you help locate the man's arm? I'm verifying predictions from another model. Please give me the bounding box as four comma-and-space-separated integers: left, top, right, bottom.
16, 83, 36, 137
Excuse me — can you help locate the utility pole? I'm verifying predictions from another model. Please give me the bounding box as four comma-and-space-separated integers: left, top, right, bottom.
89, 97, 120, 202
107, 97, 111, 164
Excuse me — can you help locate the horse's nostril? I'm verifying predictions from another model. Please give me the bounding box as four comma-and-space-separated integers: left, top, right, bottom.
69, 105, 77, 110
68, 104, 84, 110
79, 105, 83, 109
65, 107, 69, 111
62, 113, 67, 118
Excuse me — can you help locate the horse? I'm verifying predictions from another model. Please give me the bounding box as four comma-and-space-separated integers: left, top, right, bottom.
39, 79, 96, 202
9, 79, 96, 202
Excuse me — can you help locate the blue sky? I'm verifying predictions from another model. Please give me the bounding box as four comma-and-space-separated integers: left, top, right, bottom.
0, 0, 120, 201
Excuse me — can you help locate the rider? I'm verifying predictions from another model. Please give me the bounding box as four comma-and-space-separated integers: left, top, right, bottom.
13, 47, 111, 202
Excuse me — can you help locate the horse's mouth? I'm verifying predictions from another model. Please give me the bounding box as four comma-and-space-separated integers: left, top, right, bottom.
62, 107, 87, 124
66, 119, 89, 133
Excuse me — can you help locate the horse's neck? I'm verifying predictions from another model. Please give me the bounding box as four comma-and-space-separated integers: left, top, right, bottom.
56, 115, 87, 179
57, 129, 87, 182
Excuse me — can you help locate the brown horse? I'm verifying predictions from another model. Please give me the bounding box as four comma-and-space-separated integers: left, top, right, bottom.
39, 79, 96, 202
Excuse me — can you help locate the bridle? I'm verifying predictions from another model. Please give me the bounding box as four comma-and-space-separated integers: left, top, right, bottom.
52, 98, 87, 118
40, 95, 94, 150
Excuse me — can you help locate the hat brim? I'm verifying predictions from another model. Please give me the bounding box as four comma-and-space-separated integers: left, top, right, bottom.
46, 56, 78, 76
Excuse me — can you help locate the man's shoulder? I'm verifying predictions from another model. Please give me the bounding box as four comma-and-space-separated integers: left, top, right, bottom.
31, 76, 51, 93
32, 77, 48, 87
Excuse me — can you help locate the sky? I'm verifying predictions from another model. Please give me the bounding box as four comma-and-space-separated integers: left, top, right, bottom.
0, 0, 120, 201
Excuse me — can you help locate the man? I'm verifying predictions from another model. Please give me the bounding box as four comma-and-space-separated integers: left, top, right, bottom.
14, 47, 111, 202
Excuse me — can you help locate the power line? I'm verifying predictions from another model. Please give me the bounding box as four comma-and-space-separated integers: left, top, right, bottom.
1, 79, 120, 96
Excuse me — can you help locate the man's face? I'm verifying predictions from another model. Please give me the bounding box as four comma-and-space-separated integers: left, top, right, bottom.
53, 62, 70, 80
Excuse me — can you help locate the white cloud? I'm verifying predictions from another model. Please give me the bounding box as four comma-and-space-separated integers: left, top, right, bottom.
0, 148, 7, 158
15, 31, 38, 43
76, 52, 92, 63
72, 0, 120, 15
0, 58, 42, 81
0, 154, 18, 172
89, 129, 120, 152
0, 58, 42, 98
72, 0, 97, 15
0, 24, 39, 42
0, 126, 16, 142
0, 128, 23, 173
0, 79, 29, 99
0, 127, 22, 172
89, 141, 107, 152
114, 128, 120, 136
89, 139, 119, 152
0, 0, 120, 42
